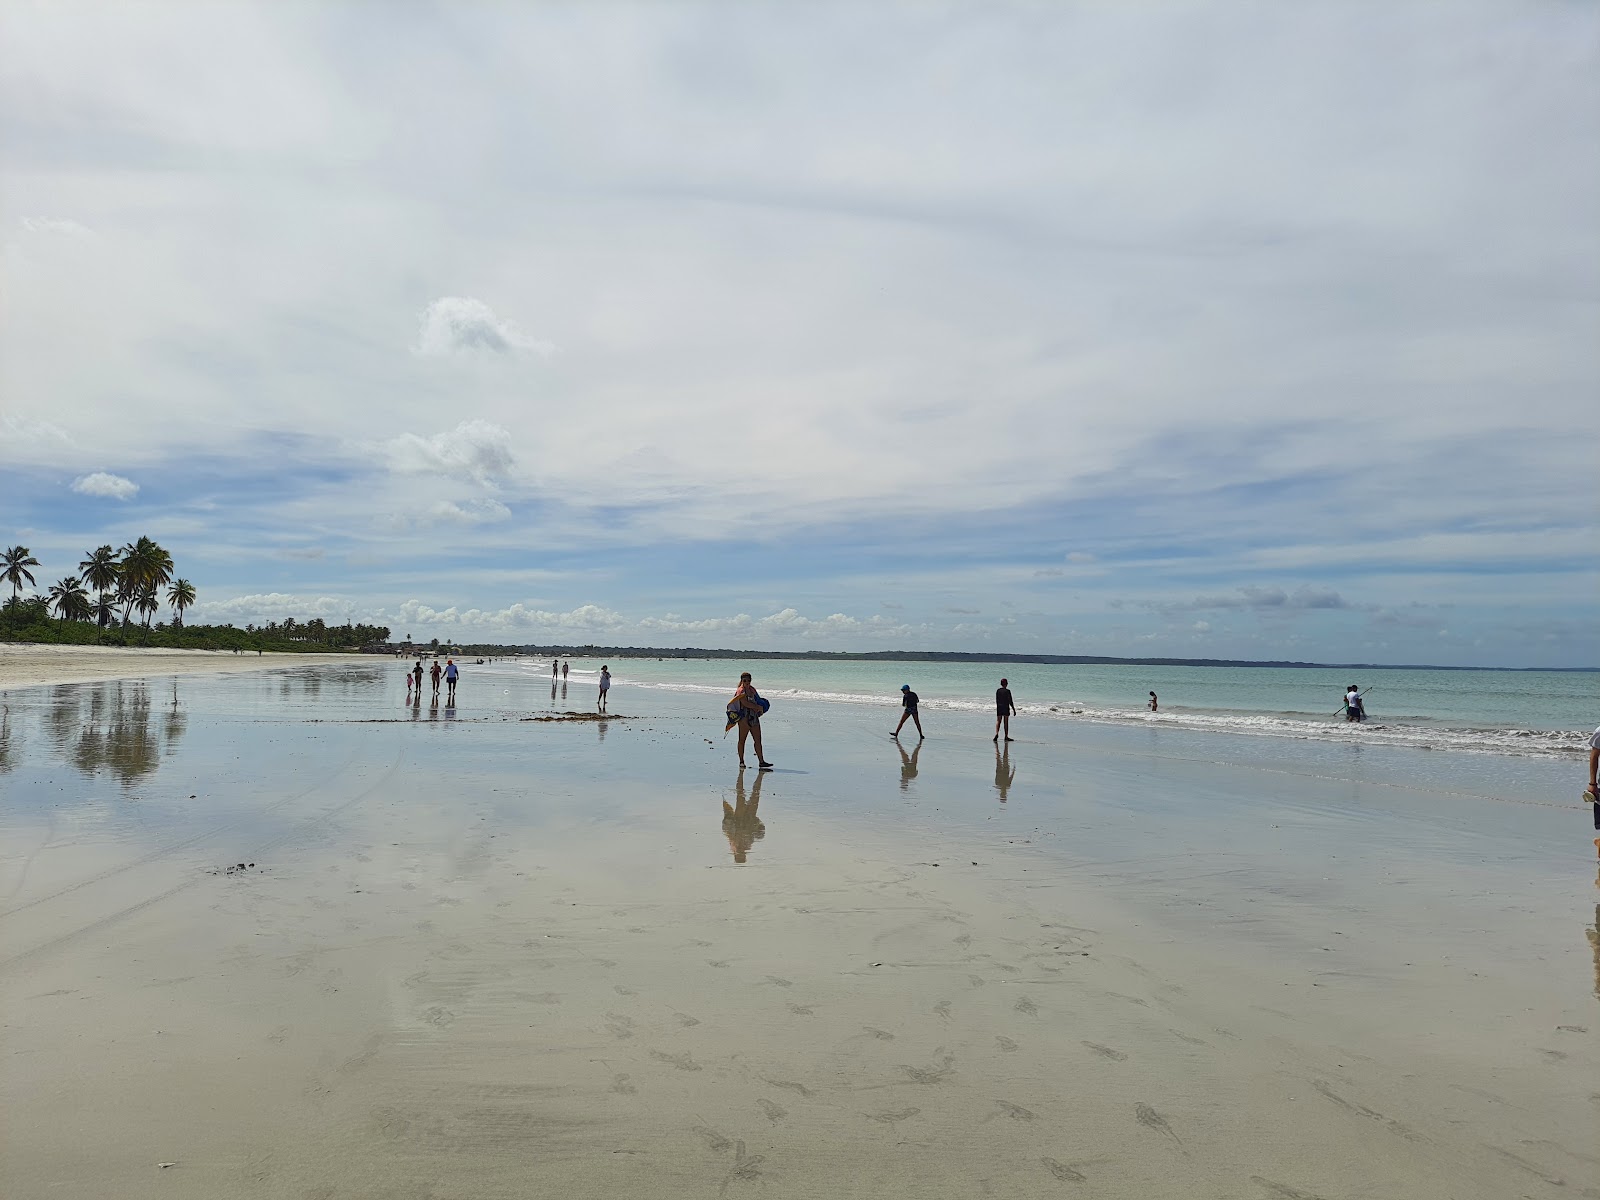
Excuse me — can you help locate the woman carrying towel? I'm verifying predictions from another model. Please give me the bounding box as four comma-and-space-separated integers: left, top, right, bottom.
730, 672, 773, 770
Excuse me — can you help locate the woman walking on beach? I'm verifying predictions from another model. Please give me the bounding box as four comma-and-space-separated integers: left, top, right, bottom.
598, 665, 611, 711
411, 659, 424, 703
430, 659, 443, 697
730, 672, 773, 770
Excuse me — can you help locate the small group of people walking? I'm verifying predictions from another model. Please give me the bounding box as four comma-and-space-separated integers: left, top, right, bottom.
893, 677, 1017, 742
1343, 684, 1367, 722
406, 657, 458, 704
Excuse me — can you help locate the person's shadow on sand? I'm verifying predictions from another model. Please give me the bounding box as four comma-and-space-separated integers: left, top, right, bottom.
897, 738, 922, 792
722, 767, 766, 864
994, 743, 1016, 803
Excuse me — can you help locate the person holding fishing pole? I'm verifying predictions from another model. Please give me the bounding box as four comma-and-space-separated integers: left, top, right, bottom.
1342, 684, 1367, 723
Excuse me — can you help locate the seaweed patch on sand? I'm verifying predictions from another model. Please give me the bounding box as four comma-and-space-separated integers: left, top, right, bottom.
521, 712, 632, 722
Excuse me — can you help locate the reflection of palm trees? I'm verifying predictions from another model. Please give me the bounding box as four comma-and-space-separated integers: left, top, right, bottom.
993, 743, 1016, 803
722, 768, 767, 864
64, 682, 170, 787
164, 681, 186, 747
897, 738, 922, 792
0, 705, 13, 775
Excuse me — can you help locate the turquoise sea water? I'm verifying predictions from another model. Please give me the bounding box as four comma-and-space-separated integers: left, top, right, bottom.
533, 657, 1599, 758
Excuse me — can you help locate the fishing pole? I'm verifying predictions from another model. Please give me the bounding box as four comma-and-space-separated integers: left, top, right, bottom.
1332, 686, 1374, 718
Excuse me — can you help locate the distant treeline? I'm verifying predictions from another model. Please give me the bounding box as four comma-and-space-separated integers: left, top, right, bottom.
1, 603, 390, 654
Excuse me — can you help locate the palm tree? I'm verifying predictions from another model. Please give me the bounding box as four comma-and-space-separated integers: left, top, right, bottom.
166, 578, 196, 626
3, 546, 40, 601
80, 544, 121, 603
48, 576, 92, 622
92, 595, 118, 630
135, 582, 160, 630
116, 538, 171, 626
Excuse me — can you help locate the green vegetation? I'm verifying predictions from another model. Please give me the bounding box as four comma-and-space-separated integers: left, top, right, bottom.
1, 539, 388, 652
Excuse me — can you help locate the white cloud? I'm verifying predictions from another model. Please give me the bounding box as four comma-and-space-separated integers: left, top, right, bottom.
414, 297, 551, 357
427, 498, 512, 525
21, 217, 93, 237
187, 592, 359, 625
70, 471, 139, 500
385, 421, 515, 484
1159, 586, 1350, 615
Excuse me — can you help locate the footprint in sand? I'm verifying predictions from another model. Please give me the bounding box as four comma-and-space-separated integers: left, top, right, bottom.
609, 1073, 637, 1095
1041, 1157, 1087, 1183
1135, 1102, 1182, 1145
866, 1107, 921, 1124
995, 1036, 1019, 1053
708, 960, 730, 969
787, 1003, 815, 1016
757, 1099, 787, 1122
1083, 1041, 1127, 1061
650, 1049, 702, 1072
614, 984, 637, 996
761, 1077, 814, 1097
766, 976, 793, 988
1014, 996, 1039, 1016
862, 1027, 895, 1041
933, 1000, 952, 1021
994, 1100, 1037, 1121
674, 1012, 701, 1027
692, 1125, 732, 1152
422, 1006, 455, 1028
899, 1056, 955, 1085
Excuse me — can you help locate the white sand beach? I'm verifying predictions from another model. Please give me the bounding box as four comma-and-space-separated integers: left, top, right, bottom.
0, 643, 369, 691
0, 660, 1594, 1199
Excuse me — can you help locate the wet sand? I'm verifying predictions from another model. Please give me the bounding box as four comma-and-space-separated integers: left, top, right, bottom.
0, 664, 1595, 1198
0, 643, 367, 691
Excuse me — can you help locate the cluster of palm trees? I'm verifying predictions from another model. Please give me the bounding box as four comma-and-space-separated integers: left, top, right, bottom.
3, 540, 196, 630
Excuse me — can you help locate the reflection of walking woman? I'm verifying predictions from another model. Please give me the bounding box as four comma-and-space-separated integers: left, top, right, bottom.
722, 767, 766, 863
731, 672, 773, 770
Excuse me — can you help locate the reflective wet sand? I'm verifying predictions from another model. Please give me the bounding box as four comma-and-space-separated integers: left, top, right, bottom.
1, 663, 1594, 1198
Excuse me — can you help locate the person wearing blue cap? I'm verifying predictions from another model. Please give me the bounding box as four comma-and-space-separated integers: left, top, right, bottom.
892, 683, 924, 739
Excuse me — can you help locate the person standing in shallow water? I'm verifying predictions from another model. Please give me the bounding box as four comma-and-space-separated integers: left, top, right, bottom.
430, 659, 442, 697
444, 658, 459, 704
412, 659, 424, 703
1148, 691, 1158, 712
994, 678, 1016, 742
597, 665, 611, 711
561, 661, 569, 681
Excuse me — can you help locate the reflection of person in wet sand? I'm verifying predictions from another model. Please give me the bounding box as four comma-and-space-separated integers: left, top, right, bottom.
1588, 900, 1600, 1001
994, 742, 1016, 803
722, 767, 766, 863
897, 737, 921, 792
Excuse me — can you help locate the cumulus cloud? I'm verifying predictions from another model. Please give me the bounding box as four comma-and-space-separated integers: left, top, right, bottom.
383, 601, 917, 643
414, 297, 551, 356
187, 592, 359, 625
70, 471, 139, 500
386, 420, 514, 484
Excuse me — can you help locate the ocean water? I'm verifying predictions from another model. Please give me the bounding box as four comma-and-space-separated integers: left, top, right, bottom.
528, 657, 1599, 759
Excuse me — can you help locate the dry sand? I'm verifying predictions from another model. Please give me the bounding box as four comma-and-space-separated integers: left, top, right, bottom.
1, 663, 1595, 1199
0, 643, 367, 691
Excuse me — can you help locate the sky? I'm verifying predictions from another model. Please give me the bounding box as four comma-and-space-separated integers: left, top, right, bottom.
1, 1, 1596, 667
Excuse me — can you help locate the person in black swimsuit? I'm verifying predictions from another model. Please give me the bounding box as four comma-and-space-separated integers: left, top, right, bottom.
892, 684, 924, 739
994, 678, 1016, 742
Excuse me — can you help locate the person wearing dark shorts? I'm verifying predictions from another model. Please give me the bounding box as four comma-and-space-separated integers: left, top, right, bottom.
994, 678, 1016, 742
1586, 724, 1599, 855
892, 684, 924, 739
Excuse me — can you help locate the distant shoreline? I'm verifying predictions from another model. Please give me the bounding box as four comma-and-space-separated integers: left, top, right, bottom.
422, 645, 1598, 674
